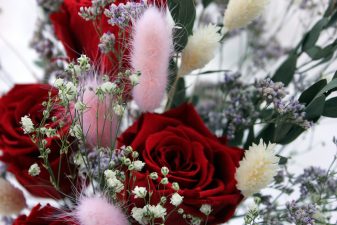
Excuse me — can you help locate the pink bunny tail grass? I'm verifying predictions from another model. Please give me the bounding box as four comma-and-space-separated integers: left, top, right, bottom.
82, 79, 118, 148
131, 7, 173, 112
75, 196, 129, 225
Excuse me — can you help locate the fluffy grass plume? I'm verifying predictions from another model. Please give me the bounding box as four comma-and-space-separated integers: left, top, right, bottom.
131, 7, 173, 112
224, 0, 269, 31
75, 195, 128, 225
235, 140, 278, 197
178, 24, 221, 76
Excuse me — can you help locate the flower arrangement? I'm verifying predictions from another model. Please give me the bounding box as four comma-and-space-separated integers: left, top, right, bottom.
1, 0, 337, 225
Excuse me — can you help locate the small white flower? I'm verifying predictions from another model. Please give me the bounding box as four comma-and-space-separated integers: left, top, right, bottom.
200, 204, 212, 216
21, 115, 34, 134
77, 54, 91, 71
104, 169, 116, 179
170, 193, 183, 206
223, 0, 269, 31
70, 124, 82, 140
106, 177, 124, 193
235, 140, 279, 197
100, 81, 117, 94
132, 186, 147, 198
28, 163, 41, 176
131, 207, 146, 225
54, 78, 64, 88
75, 101, 87, 111
149, 172, 158, 180
147, 204, 167, 219
60, 81, 77, 101
113, 104, 124, 116
130, 73, 140, 86
132, 160, 145, 171
179, 24, 221, 76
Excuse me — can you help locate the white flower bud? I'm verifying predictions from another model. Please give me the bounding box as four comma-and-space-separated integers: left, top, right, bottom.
161, 166, 169, 176
101, 81, 117, 94
28, 163, 41, 176
170, 193, 183, 206
132, 186, 147, 198
200, 204, 212, 216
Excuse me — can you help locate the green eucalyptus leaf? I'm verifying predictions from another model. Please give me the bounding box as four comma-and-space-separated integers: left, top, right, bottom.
302, 18, 329, 51
277, 125, 305, 145
315, 78, 337, 98
274, 123, 293, 143
299, 79, 327, 104
171, 77, 186, 108
168, 0, 196, 52
272, 53, 297, 86
322, 97, 337, 118
255, 124, 275, 144
305, 95, 326, 120
276, 155, 288, 165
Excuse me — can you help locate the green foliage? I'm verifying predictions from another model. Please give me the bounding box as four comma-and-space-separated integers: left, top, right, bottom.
272, 1, 337, 86
323, 97, 337, 118
272, 53, 297, 86
168, 0, 196, 52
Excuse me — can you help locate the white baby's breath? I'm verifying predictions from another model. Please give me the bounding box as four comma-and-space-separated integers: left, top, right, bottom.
132, 186, 147, 198
113, 104, 124, 116
20, 115, 34, 134
200, 204, 212, 216
28, 163, 41, 176
170, 193, 183, 206
179, 24, 221, 76
132, 160, 145, 171
224, 0, 269, 31
100, 81, 116, 94
235, 140, 279, 197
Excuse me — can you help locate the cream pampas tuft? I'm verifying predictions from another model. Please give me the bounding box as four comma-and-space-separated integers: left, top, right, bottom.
131, 7, 173, 112
224, 0, 269, 31
0, 178, 26, 215
179, 24, 221, 76
235, 140, 279, 197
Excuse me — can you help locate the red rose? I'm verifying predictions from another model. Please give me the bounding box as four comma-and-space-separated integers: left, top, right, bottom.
50, 0, 166, 75
13, 204, 77, 225
0, 84, 76, 199
118, 104, 244, 225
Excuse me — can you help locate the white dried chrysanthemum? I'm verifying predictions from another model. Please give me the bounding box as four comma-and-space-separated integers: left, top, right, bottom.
179, 24, 221, 76
224, 0, 269, 31
235, 140, 279, 197
0, 178, 26, 215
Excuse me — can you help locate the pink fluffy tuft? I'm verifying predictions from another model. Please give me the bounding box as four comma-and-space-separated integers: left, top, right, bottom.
131, 7, 173, 112
75, 196, 129, 225
81, 79, 118, 148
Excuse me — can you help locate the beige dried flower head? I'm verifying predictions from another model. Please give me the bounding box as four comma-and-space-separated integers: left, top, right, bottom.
179, 24, 222, 76
0, 178, 26, 215
224, 0, 270, 31
235, 140, 279, 197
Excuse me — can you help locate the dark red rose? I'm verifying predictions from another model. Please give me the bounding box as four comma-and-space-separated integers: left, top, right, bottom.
118, 104, 244, 225
50, 0, 166, 75
13, 204, 77, 225
0, 84, 76, 199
